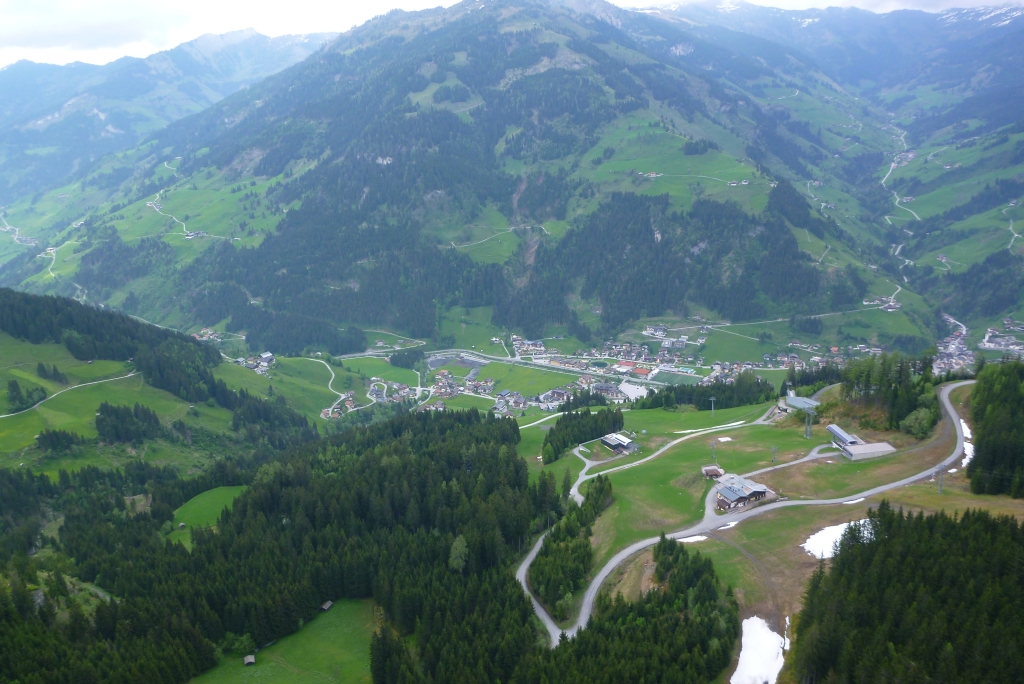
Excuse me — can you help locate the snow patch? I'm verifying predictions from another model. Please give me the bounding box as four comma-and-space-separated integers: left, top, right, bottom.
842, 498, 865, 505
948, 468, 958, 474
719, 521, 738, 530
962, 442, 974, 468
675, 420, 745, 434
730, 617, 786, 684
961, 419, 972, 440
679, 535, 707, 543
718, 436, 733, 442
801, 520, 868, 559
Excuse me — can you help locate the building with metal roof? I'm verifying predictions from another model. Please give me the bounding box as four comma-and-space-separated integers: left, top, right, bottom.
826, 424, 858, 446
715, 474, 772, 510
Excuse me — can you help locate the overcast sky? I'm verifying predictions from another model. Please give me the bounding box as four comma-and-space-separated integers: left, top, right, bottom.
0, 0, 1020, 69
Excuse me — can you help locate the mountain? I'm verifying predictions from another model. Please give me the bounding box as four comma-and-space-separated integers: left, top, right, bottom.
0, 29, 337, 202
651, 2, 1024, 133
0, 0, 1021, 358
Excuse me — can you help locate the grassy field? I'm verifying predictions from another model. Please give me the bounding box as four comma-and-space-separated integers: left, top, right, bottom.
168, 486, 247, 548
437, 306, 509, 355
576, 112, 770, 214
214, 358, 367, 425
756, 417, 956, 501
342, 356, 419, 386
589, 419, 817, 571
440, 394, 495, 412
0, 372, 234, 453
476, 362, 574, 397
0, 333, 127, 398
191, 599, 374, 684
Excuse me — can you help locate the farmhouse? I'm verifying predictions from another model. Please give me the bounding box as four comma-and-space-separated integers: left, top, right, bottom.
600, 433, 637, 455
716, 474, 771, 510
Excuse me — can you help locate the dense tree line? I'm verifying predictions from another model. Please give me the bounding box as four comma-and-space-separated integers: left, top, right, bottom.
388, 347, 424, 369
36, 429, 86, 452
528, 475, 612, 618
36, 363, 67, 384
557, 389, 608, 412
0, 287, 222, 401
229, 390, 319, 449
96, 402, 162, 444
634, 371, 775, 411
841, 352, 940, 438
516, 534, 739, 684
793, 502, 1024, 683
783, 363, 843, 396
790, 314, 824, 336
542, 408, 624, 463
968, 360, 1024, 497
682, 139, 719, 155
5, 379, 46, 412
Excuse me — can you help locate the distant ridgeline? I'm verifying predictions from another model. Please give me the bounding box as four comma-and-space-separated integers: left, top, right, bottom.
0, 410, 737, 683
0, 288, 316, 449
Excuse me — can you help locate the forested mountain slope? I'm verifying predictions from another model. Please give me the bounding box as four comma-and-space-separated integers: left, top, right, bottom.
0, 30, 337, 202
1, 0, 1020, 355
0, 0, 883, 349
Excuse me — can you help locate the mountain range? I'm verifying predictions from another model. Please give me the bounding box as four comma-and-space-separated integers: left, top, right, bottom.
0, 0, 1021, 357
0, 29, 337, 201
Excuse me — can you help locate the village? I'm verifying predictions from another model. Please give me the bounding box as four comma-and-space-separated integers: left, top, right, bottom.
933, 315, 977, 374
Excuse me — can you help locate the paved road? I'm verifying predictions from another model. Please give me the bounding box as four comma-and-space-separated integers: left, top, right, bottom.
522, 380, 974, 646
566, 408, 773, 507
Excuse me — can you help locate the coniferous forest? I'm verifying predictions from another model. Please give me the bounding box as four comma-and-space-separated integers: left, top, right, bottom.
793, 503, 1024, 683
968, 360, 1024, 497
541, 408, 624, 463
0, 410, 739, 684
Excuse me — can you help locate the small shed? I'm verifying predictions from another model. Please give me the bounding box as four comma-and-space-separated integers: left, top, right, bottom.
701, 465, 725, 479
321, 601, 333, 611
243, 655, 256, 666
178, 522, 186, 529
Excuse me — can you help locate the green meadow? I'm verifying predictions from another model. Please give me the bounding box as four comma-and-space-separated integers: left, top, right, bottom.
213, 358, 366, 424
477, 362, 573, 396
168, 486, 247, 548
191, 599, 374, 684
342, 356, 419, 386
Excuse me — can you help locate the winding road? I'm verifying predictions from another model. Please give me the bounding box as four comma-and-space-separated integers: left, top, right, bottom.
518, 380, 974, 647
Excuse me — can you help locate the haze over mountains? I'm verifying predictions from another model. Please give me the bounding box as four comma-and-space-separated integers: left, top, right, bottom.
0, 29, 337, 200
1, 3, 1023, 684
0, 0, 1021, 355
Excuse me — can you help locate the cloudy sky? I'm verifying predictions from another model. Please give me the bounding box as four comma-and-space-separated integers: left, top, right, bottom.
0, 0, 1019, 69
